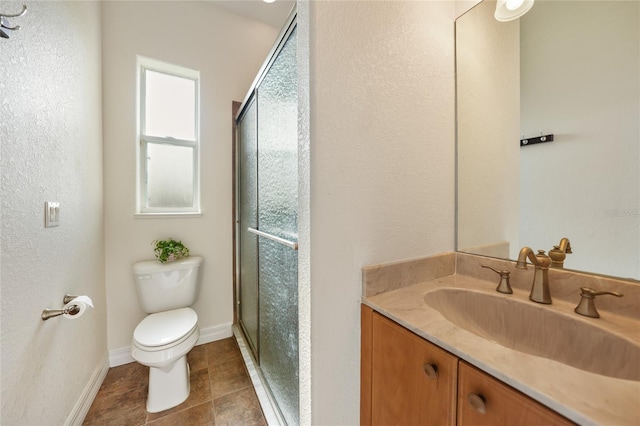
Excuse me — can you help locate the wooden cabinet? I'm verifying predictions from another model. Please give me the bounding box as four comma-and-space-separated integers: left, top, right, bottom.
457, 361, 573, 426
362, 306, 458, 426
361, 305, 573, 426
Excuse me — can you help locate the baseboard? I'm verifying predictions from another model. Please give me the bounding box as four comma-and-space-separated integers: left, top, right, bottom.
197, 321, 234, 345
109, 346, 135, 367
108, 322, 233, 367
65, 353, 110, 426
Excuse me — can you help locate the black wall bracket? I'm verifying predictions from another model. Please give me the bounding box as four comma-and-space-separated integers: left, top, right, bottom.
520, 134, 554, 147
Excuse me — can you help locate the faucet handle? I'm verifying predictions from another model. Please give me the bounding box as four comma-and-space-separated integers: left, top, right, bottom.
579, 287, 623, 298
481, 265, 513, 294
574, 287, 623, 318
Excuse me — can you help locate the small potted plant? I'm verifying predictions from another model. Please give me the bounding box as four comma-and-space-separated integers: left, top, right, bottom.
152, 238, 190, 263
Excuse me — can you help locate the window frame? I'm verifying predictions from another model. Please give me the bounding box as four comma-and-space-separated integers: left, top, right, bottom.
136, 56, 201, 215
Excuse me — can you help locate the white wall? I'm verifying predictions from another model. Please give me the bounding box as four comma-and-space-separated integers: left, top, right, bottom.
456, 0, 482, 18
308, 1, 456, 423
0, 1, 106, 424
456, 0, 521, 259
102, 2, 279, 355
520, 1, 639, 279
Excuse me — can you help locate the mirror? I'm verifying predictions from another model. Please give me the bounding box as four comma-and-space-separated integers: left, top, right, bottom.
456, 0, 639, 280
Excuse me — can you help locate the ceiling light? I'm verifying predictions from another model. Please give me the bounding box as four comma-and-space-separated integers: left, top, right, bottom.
495, 0, 534, 21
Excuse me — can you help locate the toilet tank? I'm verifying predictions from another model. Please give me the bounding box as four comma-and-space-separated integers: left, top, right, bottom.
133, 256, 203, 313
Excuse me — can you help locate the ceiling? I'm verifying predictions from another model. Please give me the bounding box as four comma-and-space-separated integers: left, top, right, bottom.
208, 0, 296, 29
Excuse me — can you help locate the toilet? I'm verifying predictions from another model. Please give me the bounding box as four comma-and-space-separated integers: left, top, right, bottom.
130, 256, 203, 413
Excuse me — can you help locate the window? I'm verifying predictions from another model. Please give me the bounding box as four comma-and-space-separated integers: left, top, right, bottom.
137, 56, 200, 214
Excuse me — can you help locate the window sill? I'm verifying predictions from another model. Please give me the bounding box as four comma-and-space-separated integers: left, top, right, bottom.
134, 212, 203, 219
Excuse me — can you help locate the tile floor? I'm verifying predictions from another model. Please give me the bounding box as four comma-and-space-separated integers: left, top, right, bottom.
83, 337, 266, 426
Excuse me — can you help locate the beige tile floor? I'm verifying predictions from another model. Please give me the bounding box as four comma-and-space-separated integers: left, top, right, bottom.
83, 337, 266, 426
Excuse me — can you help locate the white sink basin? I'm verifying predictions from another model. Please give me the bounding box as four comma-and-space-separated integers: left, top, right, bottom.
424, 288, 640, 381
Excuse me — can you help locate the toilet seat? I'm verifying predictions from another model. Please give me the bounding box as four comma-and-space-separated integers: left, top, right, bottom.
131, 326, 199, 370
131, 308, 200, 370
133, 307, 198, 350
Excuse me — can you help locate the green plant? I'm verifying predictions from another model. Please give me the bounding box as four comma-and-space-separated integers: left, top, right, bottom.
152, 238, 190, 263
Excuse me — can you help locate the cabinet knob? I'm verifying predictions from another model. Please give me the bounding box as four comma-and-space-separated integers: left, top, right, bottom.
422, 363, 438, 379
467, 393, 487, 414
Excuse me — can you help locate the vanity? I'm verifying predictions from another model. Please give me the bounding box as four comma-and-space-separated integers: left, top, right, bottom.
363, 0, 640, 423
360, 252, 640, 425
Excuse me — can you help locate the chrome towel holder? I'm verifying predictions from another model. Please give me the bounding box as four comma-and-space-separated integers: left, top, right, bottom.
1, 4, 27, 39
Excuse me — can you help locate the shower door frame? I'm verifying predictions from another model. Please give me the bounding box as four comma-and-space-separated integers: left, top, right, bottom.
233, 8, 299, 425
234, 10, 298, 357
235, 95, 261, 359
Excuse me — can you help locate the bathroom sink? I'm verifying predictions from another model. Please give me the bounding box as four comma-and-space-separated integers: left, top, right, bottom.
424, 288, 640, 381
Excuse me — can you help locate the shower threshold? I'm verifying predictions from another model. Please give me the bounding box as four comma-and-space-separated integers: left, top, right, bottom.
233, 325, 285, 426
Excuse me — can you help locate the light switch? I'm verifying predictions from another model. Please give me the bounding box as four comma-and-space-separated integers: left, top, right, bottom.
45, 201, 60, 228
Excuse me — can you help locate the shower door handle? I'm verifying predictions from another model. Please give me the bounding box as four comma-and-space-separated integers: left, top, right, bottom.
247, 227, 298, 250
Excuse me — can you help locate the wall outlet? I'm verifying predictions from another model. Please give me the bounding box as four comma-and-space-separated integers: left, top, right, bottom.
45, 201, 60, 228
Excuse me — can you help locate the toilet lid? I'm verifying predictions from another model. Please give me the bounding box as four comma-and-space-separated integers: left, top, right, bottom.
134, 307, 198, 347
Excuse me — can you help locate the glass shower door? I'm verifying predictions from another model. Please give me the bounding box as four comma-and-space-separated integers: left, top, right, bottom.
237, 25, 299, 425
237, 98, 259, 356
256, 27, 299, 426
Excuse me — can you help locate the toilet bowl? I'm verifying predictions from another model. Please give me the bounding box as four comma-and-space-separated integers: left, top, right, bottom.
132, 308, 200, 412
130, 256, 203, 413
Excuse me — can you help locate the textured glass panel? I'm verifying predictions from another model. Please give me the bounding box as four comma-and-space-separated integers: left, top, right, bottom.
238, 99, 259, 356
145, 70, 196, 140
259, 238, 299, 426
146, 142, 193, 208
257, 27, 298, 240
256, 28, 299, 426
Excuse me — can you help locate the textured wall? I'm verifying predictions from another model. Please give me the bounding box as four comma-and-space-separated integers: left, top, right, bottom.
309, 1, 456, 423
102, 2, 280, 352
296, 2, 311, 424
0, 1, 106, 424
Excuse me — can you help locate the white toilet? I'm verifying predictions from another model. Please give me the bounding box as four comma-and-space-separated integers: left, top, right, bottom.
130, 255, 203, 413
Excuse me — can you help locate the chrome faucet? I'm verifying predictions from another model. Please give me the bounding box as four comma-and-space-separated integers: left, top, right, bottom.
516, 247, 552, 304
549, 237, 572, 268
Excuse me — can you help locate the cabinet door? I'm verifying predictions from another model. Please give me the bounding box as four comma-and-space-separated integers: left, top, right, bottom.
371, 312, 457, 426
458, 361, 574, 426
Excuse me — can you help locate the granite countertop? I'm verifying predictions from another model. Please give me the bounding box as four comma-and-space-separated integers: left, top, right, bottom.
363, 271, 640, 426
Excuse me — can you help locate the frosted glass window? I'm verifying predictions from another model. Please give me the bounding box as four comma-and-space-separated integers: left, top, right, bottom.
137, 56, 200, 214
146, 143, 194, 208
144, 70, 196, 141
